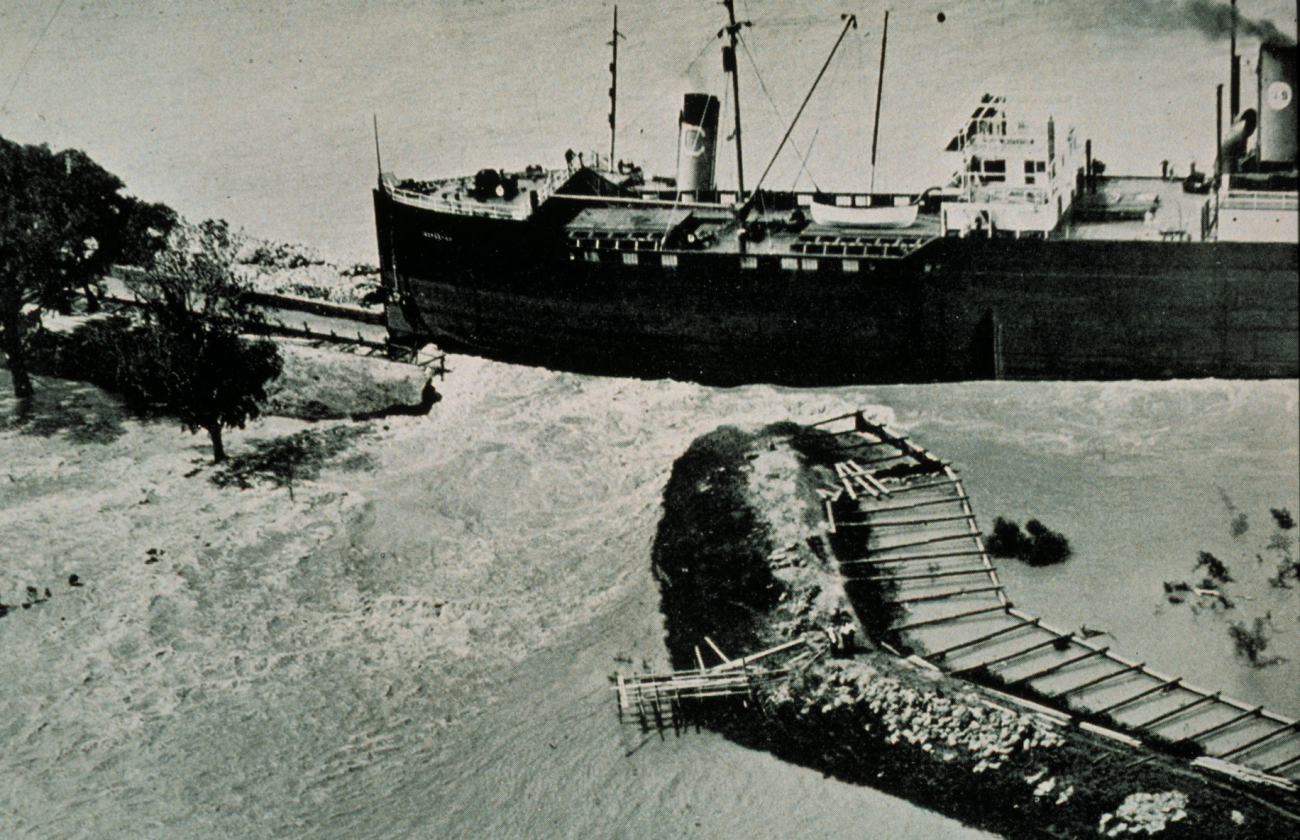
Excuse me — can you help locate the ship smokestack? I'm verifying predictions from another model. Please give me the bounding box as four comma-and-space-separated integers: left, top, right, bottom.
1230, 0, 1240, 117
1085, 138, 1093, 193
1222, 108, 1258, 169
1256, 43, 1297, 168
1216, 83, 1224, 176
675, 93, 720, 197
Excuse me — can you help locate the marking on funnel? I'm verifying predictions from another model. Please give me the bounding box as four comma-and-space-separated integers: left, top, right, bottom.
683, 127, 710, 157
1266, 81, 1292, 111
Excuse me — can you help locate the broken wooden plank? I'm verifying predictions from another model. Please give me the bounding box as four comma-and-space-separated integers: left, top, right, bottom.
849, 512, 975, 528
871, 567, 992, 584
872, 531, 983, 552
838, 548, 987, 567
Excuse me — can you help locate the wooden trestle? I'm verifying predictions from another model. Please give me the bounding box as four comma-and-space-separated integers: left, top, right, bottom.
613, 637, 811, 734
809, 410, 1300, 789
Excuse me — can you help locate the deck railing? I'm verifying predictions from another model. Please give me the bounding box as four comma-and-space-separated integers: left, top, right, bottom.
386, 170, 567, 221
1219, 190, 1299, 212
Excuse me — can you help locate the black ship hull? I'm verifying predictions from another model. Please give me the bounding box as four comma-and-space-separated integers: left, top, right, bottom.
374, 189, 1299, 386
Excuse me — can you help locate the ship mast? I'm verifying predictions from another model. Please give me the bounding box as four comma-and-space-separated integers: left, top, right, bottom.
608, 5, 624, 166
721, 0, 749, 197
743, 12, 858, 215
373, 114, 383, 185
869, 10, 889, 194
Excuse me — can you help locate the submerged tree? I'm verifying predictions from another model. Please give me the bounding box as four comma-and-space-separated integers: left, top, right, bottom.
1194, 551, 1234, 585
1227, 618, 1285, 668
0, 134, 175, 399
123, 220, 281, 462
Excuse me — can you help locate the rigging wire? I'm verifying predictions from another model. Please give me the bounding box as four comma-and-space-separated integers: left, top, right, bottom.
612, 32, 718, 161
2, 0, 68, 115
737, 31, 821, 192
791, 128, 819, 190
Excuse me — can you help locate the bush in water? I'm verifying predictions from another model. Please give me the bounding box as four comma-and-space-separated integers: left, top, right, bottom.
986, 517, 1072, 566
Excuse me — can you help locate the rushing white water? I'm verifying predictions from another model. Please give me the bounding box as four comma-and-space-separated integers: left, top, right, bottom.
1, 2, 1298, 837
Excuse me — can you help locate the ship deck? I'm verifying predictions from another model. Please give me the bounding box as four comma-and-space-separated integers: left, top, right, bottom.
1058, 176, 1212, 243
387, 169, 1238, 251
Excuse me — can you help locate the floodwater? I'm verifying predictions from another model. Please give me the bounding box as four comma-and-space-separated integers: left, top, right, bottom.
2, 2, 1298, 838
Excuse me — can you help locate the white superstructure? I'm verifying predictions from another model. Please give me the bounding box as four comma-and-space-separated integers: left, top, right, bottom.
939, 94, 1082, 237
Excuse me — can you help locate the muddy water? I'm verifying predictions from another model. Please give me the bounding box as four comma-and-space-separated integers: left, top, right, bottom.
1, 360, 1295, 838
304, 364, 1299, 839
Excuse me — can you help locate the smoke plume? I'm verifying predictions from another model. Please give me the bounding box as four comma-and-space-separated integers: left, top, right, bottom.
1102, 1, 1296, 47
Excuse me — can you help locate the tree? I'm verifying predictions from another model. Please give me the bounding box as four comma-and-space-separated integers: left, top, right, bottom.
123, 220, 282, 462
0, 134, 175, 399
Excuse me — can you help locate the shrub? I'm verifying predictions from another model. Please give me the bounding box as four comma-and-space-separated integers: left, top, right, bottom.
1022, 519, 1072, 566
987, 517, 1071, 566
986, 517, 1029, 558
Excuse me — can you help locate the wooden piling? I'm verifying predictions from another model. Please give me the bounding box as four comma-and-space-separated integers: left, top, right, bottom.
1135, 691, 1222, 729
892, 603, 1009, 632
1094, 679, 1181, 717
951, 633, 1075, 676
890, 584, 1004, 605
924, 618, 1040, 661
1009, 645, 1109, 686
1216, 722, 1300, 760
1181, 705, 1265, 742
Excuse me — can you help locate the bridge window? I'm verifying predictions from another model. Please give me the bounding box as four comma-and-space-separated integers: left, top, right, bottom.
622, 253, 639, 265
741, 256, 758, 270
660, 254, 678, 268
781, 257, 798, 271
843, 259, 860, 273
800, 258, 818, 271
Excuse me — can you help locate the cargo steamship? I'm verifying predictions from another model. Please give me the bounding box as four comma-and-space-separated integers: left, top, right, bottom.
372, 3, 1298, 385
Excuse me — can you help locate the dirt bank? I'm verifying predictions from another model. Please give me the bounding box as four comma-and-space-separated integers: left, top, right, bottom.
652, 423, 1299, 839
